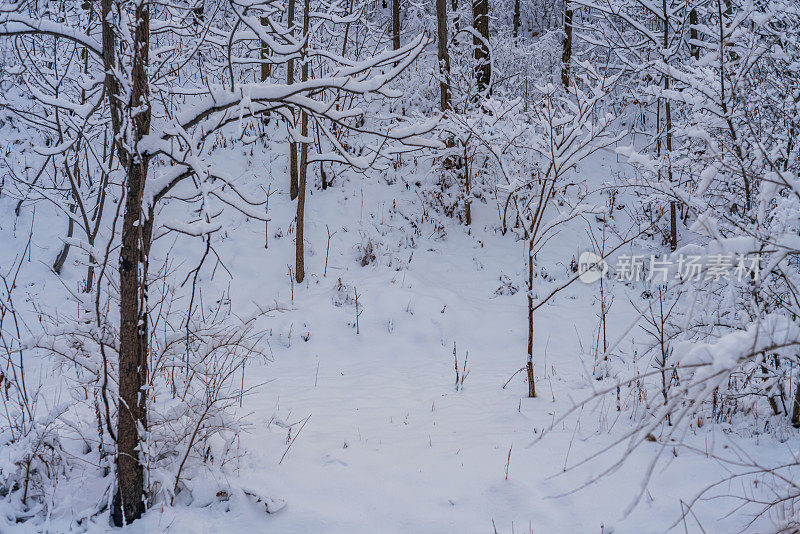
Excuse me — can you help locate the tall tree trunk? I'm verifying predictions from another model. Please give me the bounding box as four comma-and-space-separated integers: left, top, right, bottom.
561, 3, 573, 88
101, 0, 122, 159
341, 0, 352, 57
296, 114, 308, 283
464, 142, 471, 225
668, 100, 676, 251
689, 8, 699, 60
436, 0, 451, 112
111, 0, 151, 526
513, 0, 520, 38
287, 0, 299, 199
472, 0, 490, 95
392, 0, 401, 50
526, 235, 536, 398
260, 17, 270, 82
663, 0, 676, 251
260, 16, 271, 124
296, 0, 310, 283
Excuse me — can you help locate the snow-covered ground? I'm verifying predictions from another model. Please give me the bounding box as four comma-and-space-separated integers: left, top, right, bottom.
33, 147, 776, 534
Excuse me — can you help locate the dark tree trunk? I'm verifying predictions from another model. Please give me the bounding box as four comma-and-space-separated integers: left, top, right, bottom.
101, 0, 122, 157
287, 0, 299, 199
341, 0, 353, 57
472, 0, 490, 95
436, 0, 451, 112
663, 0, 676, 251
526, 235, 536, 398
114, 162, 150, 527
296, 0, 311, 283
561, 5, 573, 88
689, 8, 699, 59
260, 17, 270, 82
464, 142, 471, 225
260, 16, 271, 125
296, 115, 308, 283
513, 0, 520, 38
110, 0, 151, 526
392, 0, 401, 50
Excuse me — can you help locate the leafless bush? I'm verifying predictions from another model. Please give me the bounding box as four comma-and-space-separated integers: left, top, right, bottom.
0, 248, 70, 520
21, 269, 276, 522
356, 235, 379, 267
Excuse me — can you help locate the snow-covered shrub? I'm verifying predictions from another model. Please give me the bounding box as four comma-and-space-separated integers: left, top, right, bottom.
12, 275, 274, 525
355, 235, 380, 267
0, 400, 68, 522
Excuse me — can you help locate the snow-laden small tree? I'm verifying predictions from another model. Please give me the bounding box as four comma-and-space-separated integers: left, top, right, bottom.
518, 71, 618, 397
443, 64, 618, 397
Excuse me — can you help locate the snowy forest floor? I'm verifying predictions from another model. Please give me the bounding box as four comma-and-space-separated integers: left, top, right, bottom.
124, 149, 786, 533
4, 143, 795, 534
